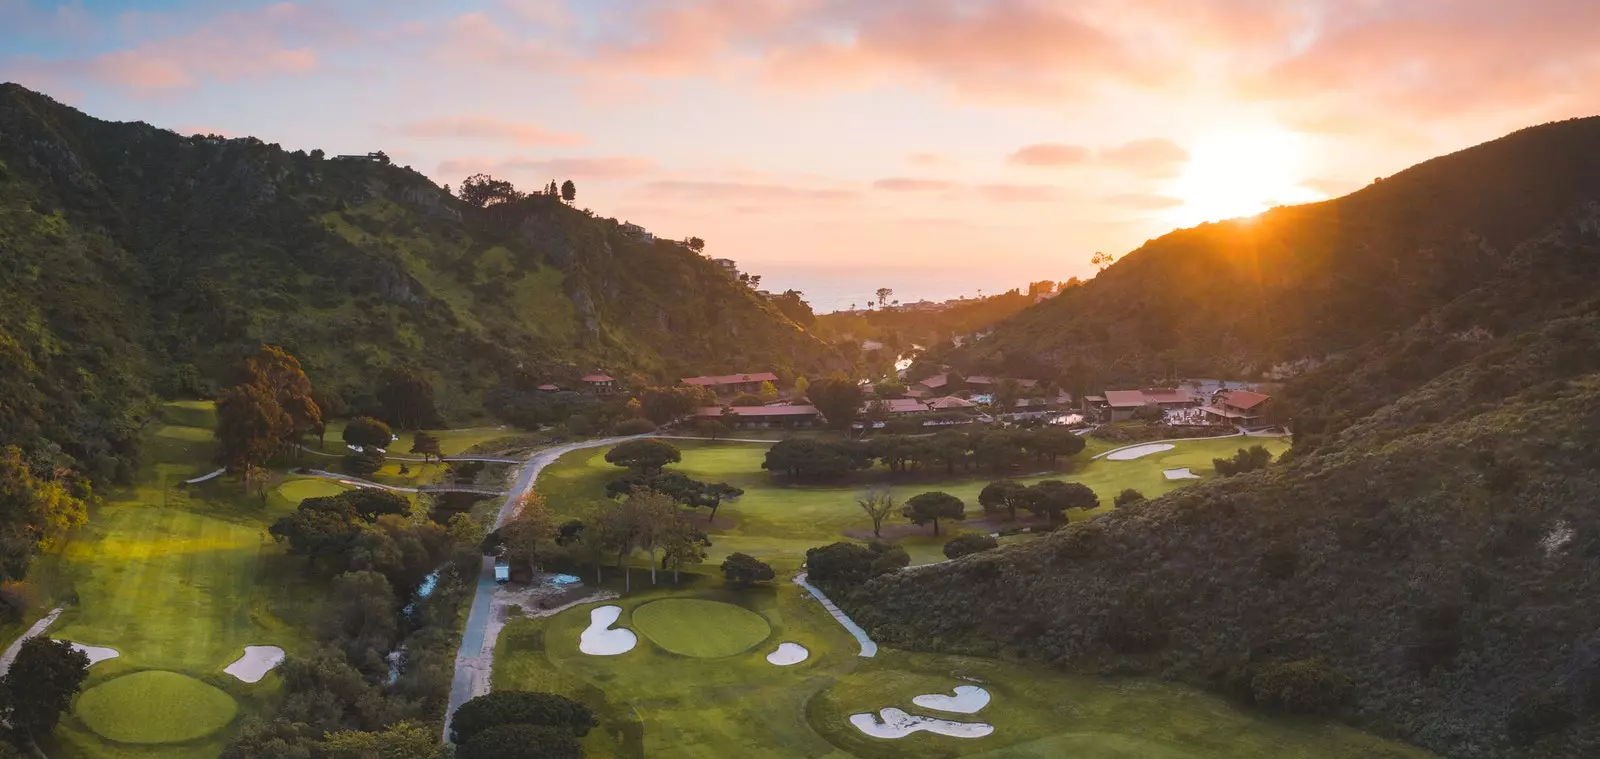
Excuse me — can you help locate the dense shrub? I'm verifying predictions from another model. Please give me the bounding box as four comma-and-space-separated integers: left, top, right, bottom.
1506, 687, 1576, 746
1250, 660, 1348, 715
342, 417, 394, 449
460, 724, 581, 759
1113, 489, 1146, 507
614, 418, 657, 435
805, 541, 906, 593
1213, 445, 1273, 476
943, 534, 999, 559
720, 553, 775, 585
450, 691, 597, 745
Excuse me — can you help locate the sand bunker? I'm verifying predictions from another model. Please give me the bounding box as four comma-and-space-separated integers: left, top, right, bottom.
224, 646, 285, 683
913, 685, 991, 714
69, 643, 120, 666
1163, 467, 1200, 480
1106, 443, 1175, 461
579, 605, 637, 656
849, 708, 994, 739
766, 642, 809, 666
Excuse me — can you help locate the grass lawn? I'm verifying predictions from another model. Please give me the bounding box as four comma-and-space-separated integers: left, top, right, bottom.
494, 581, 1431, 759
535, 436, 1291, 572
631, 598, 772, 658
74, 671, 239, 745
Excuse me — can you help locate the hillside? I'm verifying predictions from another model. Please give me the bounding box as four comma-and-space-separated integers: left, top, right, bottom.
0, 83, 837, 479
844, 121, 1600, 759
951, 116, 1600, 392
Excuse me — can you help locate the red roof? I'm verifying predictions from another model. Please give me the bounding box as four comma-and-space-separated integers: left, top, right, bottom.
870, 399, 930, 414
1105, 388, 1194, 407
926, 395, 977, 410
916, 374, 950, 389
682, 372, 779, 387
1218, 389, 1271, 410
583, 374, 615, 383
536, 384, 561, 391
696, 404, 819, 417
1103, 390, 1148, 408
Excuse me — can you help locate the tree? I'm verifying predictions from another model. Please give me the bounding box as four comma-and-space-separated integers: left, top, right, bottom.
410, 432, 443, 463
623, 489, 680, 585
992, 378, 1023, 416
943, 533, 999, 559
855, 489, 897, 538
659, 515, 707, 583
762, 439, 870, 481
604, 439, 681, 475
559, 180, 576, 203
1251, 660, 1349, 715
460, 724, 581, 759
807, 377, 865, 431
1091, 251, 1116, 270
0, 636, 89, 741
270, 498, 363, 568
0, 447, 89, 582
876, 287, 893, 307
1114, 488, 1146, 507
687, 237, 705, 253
450, 691, 598, 745
343, 489, 412, 522
793, 376, 810, 399
214, 382, 290, 489
902, 491, 965, 536
499, 493, 558, 574
804, 542, 880, 591
639, 386, 711, 425
321, 571, 398, 664
757, 381, 781, 404
1214, 445, 1274, 476
721, 552, 775, 585
236, 345, 323, 445
343, 449, 384, 477
1133, 403, 1165, 422
978, 479, 1030, 522
1024, 480, 1097, 523
730, 392, 764, 407
459, 173, 522, 207
873, 379, 908, 399
377, 368, 440, 430
1026, 427, 1086, 464
322, 721, 448, 759
343, 417, 394, 449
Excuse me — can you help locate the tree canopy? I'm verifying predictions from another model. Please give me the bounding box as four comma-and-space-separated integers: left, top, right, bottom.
0, 446, 89, 582
806, 377, 864, 430
902, 491, 966, 535
0, 636, 90, 740
604, 439, 681, 475
450, 691, 598, 746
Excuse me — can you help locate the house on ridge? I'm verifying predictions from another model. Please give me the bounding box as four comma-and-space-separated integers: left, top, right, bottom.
583, 373, 618, 394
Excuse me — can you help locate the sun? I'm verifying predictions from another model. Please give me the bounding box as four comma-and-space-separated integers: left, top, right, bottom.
1163, 128, 1325, 227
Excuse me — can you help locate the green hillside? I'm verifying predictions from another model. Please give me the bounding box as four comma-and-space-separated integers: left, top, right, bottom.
846, 120, 1600, 759
0, 83, 838, 480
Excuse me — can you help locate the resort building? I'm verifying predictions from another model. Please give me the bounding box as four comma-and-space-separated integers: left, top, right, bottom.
1100, 388, 1197, 421
695, 404, 821, 429
682, 372, 780, 395
583, 373, 618, 394
1201, 389, 1272, 426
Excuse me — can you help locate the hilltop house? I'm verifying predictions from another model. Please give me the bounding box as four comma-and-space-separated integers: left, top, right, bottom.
710, 258, 739, 277
695, 404, 820, 429
620, 222, 653, 241
1201, 389, 1272, 426
682, 372, 780, 396
583, 374, 618, 394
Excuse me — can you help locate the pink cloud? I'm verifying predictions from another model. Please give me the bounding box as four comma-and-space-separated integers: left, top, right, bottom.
398, 117, 586, 146
438, 156, 657, 180
977, 184, 1063, 203
644, 180, 859, 203
906, 152, 948, 167
873, 178, 956, 192
1099, 138, 1189, 177
1007, 142, 1091, 167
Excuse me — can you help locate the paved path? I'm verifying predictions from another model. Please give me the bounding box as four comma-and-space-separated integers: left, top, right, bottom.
443, 435, 643, 743
305, 470, 508, 497
297, 446, 522, 464
793, 573, 877, 658
0, 607, 64, 676
655, 436, 784, 444
184, 467, 225, 485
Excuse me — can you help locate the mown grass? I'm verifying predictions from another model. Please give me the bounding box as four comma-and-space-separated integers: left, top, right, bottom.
630, 598, 772, 658
536, 437, 1291, 571
73, 671, 239, 745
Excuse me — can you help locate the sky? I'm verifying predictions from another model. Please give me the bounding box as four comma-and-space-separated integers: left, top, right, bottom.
4, 0, 1600, 311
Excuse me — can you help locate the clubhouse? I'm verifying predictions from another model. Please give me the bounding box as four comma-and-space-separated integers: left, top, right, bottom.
695, 404, 821, 429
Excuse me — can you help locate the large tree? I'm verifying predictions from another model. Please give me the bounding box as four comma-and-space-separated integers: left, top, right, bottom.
638, 386, 711, 425
343, 417, 394, 449
498, 493, 558, 575
720, 552, 775, 585
377, 368, 440, 430
410, 431, 443, 463
604, 439, 681, 475
806, 378, 865, 431
1026, 427, 1087, 464
902, 491, 966, 536
0, 446, 89, 582
0, 636, 90, 742
460, 725, 581, 759
855, 489, 897, 538
214, 382, 291, 489
458, 173, 522, 207
978, 479, 1030, 522
1023, 480, 1098, 523
559, 180, 576, 203
450, 691, 597, 746
222, 345, 322, 453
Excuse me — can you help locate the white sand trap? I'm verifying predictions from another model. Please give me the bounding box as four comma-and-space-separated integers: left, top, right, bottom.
1106, 443, 1175, 461
224, 645, 286, 683
766, 642, 809, 666
849, 708, 994, 739
68, 643, 120, 666
913, 685, 991, 714
1163, 467, 1200, 480
579, 605, 637, 656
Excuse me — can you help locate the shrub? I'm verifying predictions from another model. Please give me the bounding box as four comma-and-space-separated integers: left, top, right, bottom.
806, 541, 906, 592
1250, 660, 1348, 715
342, 416, 393, 449
450, 691, 597, 745
460, 724, 581, 759
943, 533, 999, 559
1213, 445, 1273, 477
1506, 687, 1575, 746
614, 418, 657, 435
343, 450, 384, 477
721, 553, 775, 585
1113, 488, 1146, 508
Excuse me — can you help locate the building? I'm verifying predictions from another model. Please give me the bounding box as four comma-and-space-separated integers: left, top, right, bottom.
1100, 388, 1196, 421
695, 404, 821, 429
866, 398, 930, 416
583, 374, 618, 394
965, 376, 1039, 391
926, 395, 978, 411
620, 221, 654, 241
1200, 389, 1272, 426
710, 258, 739, 277
913, 374, 952, 395
682, 372, 780, 395
536, 383, 562, 392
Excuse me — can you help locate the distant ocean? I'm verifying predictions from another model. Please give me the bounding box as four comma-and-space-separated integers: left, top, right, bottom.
751, 262, 1056, 314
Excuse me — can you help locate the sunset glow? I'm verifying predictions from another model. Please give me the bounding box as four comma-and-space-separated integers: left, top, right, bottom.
1164, 129, 1326, 227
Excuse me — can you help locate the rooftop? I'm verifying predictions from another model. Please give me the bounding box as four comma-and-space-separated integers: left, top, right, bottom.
583, 374, 616, 383
1218, 389, 1272, 410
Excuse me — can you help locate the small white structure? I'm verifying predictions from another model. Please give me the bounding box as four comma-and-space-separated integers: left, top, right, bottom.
912, 685, 991, 714
1163, 467, 1200, 480
849, 708, 994, 739
68, 643, 120, 666
1105, 443, 1175, 461
579, 606, 637, 656
766, 642, 809, 666
224, 645, 286, 683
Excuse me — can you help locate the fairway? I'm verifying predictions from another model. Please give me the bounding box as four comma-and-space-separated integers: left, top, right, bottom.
74, 671, 238, 744
535, 435, 1291, 570
632, 599, 772, 658
273, 476, 350, 504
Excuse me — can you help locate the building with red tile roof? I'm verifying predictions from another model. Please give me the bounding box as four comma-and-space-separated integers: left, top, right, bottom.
583, 374, 618, 394
1201, 389, 1272, 424
695, 404, 820, 428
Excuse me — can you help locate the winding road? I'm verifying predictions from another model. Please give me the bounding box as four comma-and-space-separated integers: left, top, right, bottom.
442, 435, 642, 743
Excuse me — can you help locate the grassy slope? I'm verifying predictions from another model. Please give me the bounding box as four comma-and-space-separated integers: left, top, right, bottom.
535, 437, 1289, 570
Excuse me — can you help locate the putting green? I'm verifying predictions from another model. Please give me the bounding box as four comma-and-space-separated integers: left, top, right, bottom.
74, 670, 239, 744
275, 476, 349, 504
632, 598, 771, 658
